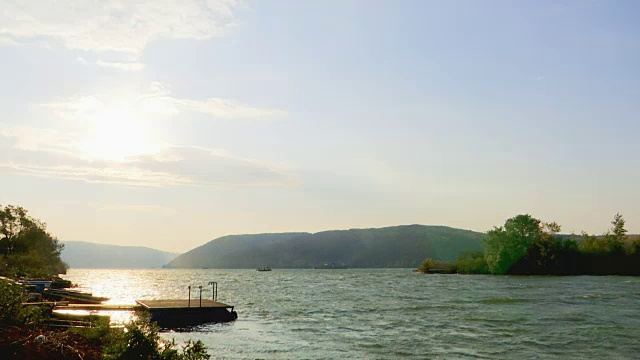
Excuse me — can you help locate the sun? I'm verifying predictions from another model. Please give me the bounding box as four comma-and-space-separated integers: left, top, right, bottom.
80, 107, 159, 161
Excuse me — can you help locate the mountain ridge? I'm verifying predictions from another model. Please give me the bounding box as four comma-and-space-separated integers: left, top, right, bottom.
62, 241, 179, 269
166, 224, 485, 269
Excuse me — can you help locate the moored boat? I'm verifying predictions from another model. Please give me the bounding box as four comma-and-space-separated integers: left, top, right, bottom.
43, 289, 110, 304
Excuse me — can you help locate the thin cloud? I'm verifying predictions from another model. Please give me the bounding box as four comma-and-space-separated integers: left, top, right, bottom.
0, 131, 293, 187
131, 146, 293, 186
95, 60, 145, 71
0, 35, 19, 46
138, 81, 288, 119
40, 82, 287, 120
171, 98, 287, 119
0, 127, 77, 155
76, 57, 145, 71
38, 95, 104, 116
98, 205, 178, 215
0, 0, 240, 55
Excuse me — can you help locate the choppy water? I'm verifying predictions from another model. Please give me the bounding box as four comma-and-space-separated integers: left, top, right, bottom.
63, 269, 640, 359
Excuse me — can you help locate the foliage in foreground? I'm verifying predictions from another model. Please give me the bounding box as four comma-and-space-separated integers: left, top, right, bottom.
0, 297, 211, 360
100, 314, 210, 360
0, 280, 43, 326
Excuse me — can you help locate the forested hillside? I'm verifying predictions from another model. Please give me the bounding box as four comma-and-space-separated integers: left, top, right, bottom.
166, 225, 484, 269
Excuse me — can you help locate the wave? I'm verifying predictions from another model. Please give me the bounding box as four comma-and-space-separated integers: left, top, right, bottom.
481, 297, 528, 304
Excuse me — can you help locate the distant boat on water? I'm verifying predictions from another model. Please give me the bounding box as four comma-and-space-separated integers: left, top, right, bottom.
257, 266, 272, 271
314, 262, 348, 269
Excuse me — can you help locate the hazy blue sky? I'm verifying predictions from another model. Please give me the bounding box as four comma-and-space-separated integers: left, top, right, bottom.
1, 0, 638, 252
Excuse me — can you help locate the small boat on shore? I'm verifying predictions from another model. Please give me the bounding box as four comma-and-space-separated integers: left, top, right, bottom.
256, 267, 272, 272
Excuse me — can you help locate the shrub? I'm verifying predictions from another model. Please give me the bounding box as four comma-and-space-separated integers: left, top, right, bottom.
453, 251, 489, 274
0, 279, 42, 326
103, 314, 210, 360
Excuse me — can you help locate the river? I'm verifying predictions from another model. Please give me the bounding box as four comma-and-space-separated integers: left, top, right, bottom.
63, 269, 640, 359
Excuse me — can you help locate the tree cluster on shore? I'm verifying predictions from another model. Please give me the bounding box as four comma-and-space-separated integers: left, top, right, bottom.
0, 205, 67, 279
0, 204, 211, 359
418, 213, 640, 275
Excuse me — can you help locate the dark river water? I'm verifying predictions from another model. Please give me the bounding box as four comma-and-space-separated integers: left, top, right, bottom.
63, 269, 640, 359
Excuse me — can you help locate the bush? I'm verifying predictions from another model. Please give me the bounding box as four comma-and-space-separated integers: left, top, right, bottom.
0, 279, 42, 326
453, 251, 489, 274
103, 314, 210, 360
417, 258, 452, 273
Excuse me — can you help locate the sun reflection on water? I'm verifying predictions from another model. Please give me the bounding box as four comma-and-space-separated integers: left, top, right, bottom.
59, 269, 173, 325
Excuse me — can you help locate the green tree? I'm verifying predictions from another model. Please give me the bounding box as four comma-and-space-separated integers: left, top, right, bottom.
579, 232, 598, 253
0, 204, 67, 278
579, 214, 627, 254
611, 213, 627, 240
604, 213, 627, 253
484, 214, 542, 274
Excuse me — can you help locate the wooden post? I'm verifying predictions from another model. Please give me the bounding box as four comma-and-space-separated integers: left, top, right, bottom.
188, 286, 191, 308
198, 286, 203, 307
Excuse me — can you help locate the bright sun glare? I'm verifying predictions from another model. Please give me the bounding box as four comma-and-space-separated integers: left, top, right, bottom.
80, 108, 158, 161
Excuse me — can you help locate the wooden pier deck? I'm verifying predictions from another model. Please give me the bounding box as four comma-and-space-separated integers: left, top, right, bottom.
136, 299, 238, 328
45, 298, 238, 329
136, 299, 232, 310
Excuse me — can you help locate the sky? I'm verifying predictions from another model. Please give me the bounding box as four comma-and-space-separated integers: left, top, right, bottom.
1, 0, 639, 253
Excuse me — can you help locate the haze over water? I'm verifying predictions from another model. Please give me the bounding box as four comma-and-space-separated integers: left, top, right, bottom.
64, 269, 640, 359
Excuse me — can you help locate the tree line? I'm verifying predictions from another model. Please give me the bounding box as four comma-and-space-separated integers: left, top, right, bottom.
419, 213, 640, 275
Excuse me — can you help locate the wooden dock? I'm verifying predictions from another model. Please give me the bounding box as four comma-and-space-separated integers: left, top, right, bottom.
136, 299, 232, 310
136, 299, 237, 328
47, 299, 237, 329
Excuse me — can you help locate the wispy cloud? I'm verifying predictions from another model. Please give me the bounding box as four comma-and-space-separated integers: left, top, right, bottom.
0, 127, 77, 155
40, 82, 287, 120
0, 0, 240, 55
141, 81, 288, 119
99, 204, 178, 215
0, 35, 19, 46
0, 130, 293, 187
139, 94, 288, 119
95, 60, 146, 71
76, 57, 145, 71
1, 0, 241, 72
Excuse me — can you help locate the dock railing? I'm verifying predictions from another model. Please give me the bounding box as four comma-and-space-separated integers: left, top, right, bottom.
208, 281, 218, 301
187, 282, 218, 308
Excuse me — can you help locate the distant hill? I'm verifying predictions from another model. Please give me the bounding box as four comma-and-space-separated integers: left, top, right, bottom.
165, 225, 485, 269
62, 241, 179, 269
